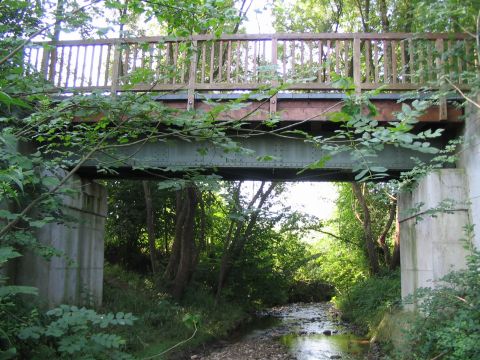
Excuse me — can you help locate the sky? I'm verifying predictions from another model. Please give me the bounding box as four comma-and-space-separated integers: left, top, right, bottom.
243, 1, 276, 34
278, 182, 337, 220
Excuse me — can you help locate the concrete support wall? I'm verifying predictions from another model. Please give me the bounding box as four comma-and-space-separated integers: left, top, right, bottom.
399, 105, 479, 302
458, 104, 480, 248
14, 175, 107, 308
399, 169, 471, 301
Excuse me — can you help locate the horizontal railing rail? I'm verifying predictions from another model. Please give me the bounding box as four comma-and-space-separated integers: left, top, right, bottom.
25, 33, 476, 108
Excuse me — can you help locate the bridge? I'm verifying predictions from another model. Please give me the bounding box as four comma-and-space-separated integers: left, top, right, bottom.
26, 32, 473, 179
13, 33, 479, 308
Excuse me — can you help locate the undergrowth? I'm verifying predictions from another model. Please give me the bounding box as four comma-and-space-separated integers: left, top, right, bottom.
334, 270, 401, 334
397, 237, 480, 360
101, 263, 249, 358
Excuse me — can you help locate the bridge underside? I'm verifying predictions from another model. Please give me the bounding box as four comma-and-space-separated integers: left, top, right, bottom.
77, 94, 461, 181
79, 134, 446, 181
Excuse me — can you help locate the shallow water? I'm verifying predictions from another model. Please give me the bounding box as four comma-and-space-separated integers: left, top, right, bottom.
281, 333, 369, 359
245, 303, 369, 359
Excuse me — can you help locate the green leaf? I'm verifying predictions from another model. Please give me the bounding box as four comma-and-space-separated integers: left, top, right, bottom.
328, 111, 351, 123
0, 246, 21, 264
18, 326, 44, 340
370, 166, 388, 173
256, 155, 280, 162
182, 313, 200, 329
0, 91, 31, 110
42, 176, 60, 187
299, 155, 332, 174
0, 210, 18, 221
0, 92, 12, 108
354, 169, 369, 181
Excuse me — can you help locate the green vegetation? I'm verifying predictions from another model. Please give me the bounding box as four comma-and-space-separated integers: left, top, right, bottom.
397, 227, 480, 360
102, 264, 249, 358
334, 271, 401, 334
303, 182, 402, 335
1, 0, 479, 359
17, 305, 136, 360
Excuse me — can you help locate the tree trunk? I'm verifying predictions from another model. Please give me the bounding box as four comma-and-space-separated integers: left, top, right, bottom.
352, 183, 380, 275
193, 191, 206, 268
164, 189, 185, 281
163, 203, 169, 255
354, 0, 370, 32
378, 0, 390, 32
142, 181, 157, 274
377, 200, 396, 266
171, 186, 199, 300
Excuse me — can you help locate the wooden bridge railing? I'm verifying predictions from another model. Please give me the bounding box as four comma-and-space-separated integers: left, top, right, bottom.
26, 33, 475, 103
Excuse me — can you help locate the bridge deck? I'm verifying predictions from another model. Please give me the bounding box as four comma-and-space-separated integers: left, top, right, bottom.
28, 32, 474, 122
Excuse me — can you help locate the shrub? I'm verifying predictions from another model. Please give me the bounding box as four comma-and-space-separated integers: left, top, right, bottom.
288, 279, 334, 302
17, 305, 136, 359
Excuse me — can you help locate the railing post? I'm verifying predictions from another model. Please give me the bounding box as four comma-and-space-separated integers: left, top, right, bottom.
270, 35, 278, 114
40, 46, 51, 80
48, 46, 58, 83
435, 38, 447, 120
187, 40, 198, 111
353, 36, 361, 94
111, 41, 121, 95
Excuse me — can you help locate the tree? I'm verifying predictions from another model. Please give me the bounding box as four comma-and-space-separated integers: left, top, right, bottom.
316, 183, 398, 278
272, 0, 401, 33
351, 183, 398, 273
143, 181, 159, 274
215, 181, 277, 301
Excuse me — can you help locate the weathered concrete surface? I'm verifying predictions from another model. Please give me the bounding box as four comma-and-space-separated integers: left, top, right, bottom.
14, 175, 107, 307
458, 104, 480, 248
399, 169, 470, 303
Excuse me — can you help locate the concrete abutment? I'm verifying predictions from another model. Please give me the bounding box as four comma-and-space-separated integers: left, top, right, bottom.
13, 175, 107, 308
399, 104, 479, 303
398, 169, 471, 303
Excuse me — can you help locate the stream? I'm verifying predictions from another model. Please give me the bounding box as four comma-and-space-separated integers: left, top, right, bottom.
199, 303, 371, 360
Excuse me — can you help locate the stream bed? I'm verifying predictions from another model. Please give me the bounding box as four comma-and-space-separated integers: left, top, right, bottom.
199, 303, 372, 360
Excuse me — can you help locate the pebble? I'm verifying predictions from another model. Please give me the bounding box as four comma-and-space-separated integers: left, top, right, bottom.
200, 339, 294, 360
